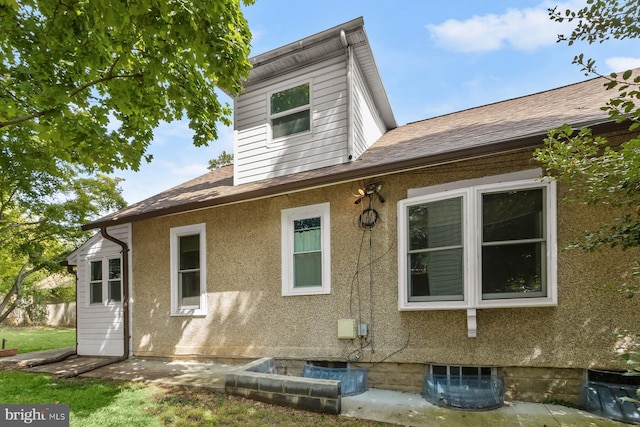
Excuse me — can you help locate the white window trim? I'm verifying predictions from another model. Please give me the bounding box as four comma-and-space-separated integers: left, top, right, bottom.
267, 80, 312, 145
170, 223, 207, 316
398, 177, 557, 311
86, 252, 122, 307
281, 202, 331, 296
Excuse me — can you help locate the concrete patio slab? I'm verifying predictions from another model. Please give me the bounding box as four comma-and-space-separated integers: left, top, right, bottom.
1, 348, 631, 426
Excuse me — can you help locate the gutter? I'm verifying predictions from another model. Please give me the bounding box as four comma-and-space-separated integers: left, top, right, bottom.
59, 228, 131, 378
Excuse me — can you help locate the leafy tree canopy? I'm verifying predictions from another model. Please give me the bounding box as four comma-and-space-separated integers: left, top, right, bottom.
0, 0, 255, 322
535, 0, 640, 297
0, 0, 254, 173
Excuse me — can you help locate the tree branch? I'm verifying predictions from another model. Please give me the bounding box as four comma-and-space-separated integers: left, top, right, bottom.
0, 71, 143, 129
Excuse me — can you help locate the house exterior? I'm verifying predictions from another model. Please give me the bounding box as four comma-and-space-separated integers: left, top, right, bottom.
68, 18, 638, 405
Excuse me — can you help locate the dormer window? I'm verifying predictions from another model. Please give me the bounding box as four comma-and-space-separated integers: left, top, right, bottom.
269, 83, 311, 139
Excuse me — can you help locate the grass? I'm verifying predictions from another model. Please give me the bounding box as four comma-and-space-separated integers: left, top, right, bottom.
0, 326, 75, 353
0, 371, 391, 426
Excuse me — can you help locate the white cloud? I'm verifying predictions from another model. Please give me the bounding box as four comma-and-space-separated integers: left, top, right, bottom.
426, 1, 581, 53
605, 57, 640, 72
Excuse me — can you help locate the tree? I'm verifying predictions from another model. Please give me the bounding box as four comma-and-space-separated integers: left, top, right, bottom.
537, 0, 640, 293
0, 170, 126, 323
0, 0, 254, 173
208, 150, 234, 170
535, 0, 640, 384
0, 1, 254, 322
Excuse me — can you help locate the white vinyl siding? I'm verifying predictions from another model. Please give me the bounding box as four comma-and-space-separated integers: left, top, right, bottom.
72, 224, 130, 357
351, 58, 385, 159
234, 57, 349, 185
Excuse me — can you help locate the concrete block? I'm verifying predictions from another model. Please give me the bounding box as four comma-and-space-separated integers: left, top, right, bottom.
270, 392, 298, 408
283, 379, 312, 396
296, 396, 324, 414
259, 376, 285, 393
236, 374, 260, 389
322, 398, 341, 415
309, 382, 340, 399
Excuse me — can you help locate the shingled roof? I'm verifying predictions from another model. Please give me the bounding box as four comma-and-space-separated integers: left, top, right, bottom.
84, 73, 623, 230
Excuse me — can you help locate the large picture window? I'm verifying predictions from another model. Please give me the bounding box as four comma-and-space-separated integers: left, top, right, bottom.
170, 223, 207, 316
281, 203, 331, 296
398, 177, 556, 310
269, 83, 311, 139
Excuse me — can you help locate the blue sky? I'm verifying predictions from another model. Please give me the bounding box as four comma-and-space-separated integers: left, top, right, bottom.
114, 0, 640, 205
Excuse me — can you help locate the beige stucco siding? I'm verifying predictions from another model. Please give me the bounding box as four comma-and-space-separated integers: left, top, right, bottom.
131, 149, 637, 371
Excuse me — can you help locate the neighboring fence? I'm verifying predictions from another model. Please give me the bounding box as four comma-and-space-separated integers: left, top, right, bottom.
4, 303, 76, 327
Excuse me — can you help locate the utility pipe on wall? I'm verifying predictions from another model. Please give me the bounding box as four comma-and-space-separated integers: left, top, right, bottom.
341, 29, 355, 161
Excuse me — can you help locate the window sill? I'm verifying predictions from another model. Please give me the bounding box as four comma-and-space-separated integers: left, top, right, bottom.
283, 287, 331, 297
170, 309, 207, 317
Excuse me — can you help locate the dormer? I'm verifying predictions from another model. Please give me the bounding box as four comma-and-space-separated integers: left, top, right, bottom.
232, 17, 397, 186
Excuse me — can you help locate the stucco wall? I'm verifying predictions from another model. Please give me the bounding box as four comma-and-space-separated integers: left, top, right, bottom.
131, 148, 638, 372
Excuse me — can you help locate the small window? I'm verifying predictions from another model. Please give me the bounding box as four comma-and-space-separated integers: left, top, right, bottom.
88, 257, 122, 305
269, 83, 310, 139
89, 260, 103, 304
281, 203, 331, 296
170, 223, 207, 316
108, 258, 122, 302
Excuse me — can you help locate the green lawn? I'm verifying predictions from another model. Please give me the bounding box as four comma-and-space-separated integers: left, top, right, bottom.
0, 371, 390, 426
0, 327, 75, 353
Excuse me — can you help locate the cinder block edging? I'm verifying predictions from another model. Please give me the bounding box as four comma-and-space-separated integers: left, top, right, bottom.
225, 357, 341, 414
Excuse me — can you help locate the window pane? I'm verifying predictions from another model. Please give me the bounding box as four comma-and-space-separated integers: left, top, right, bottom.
294, 218, 321, 252
179, 271, 200, 308
432, 365, 447, 375
179, 234, 200, 270
108, 258, 121, 280
409, 198, 462, 250
483, 189, 543, 242
90, 261, 102, 281
90, 282, 102, 304
482, 242, 545, 298
409, 249, 463, 301
272, 110, 310, 138
109, 281, 121, 302
271, 84, 309, 114
294, 252, 321, 287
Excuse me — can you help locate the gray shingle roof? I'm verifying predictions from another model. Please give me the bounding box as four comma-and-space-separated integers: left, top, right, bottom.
84, 73, 622, 230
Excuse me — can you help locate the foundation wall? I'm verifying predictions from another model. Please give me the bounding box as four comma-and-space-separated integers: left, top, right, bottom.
276, 359, 585, 404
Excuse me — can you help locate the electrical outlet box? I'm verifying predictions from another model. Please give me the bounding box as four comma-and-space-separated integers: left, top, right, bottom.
337, 319, 356, 339
358, 322, 368, 337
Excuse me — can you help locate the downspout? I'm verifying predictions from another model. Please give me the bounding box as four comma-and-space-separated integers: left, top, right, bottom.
59, 227, 131, 378
341, 29, 354, 161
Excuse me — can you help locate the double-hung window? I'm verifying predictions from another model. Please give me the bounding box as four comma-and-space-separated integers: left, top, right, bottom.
89, 256, 122, 305
170, 223, 207, 316
281, 203, 331, 296
398, 176, 557, 310
269, 82, 311, 140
